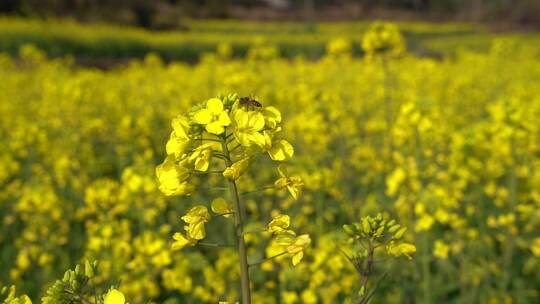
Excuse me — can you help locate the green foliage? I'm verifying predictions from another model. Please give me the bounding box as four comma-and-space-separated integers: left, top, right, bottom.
41, 260, 98, 304
343, 214, 415, 303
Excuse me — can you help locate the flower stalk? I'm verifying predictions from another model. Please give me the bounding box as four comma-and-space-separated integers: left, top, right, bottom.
222, 134, 252, 304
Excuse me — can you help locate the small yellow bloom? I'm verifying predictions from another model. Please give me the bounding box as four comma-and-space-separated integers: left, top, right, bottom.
326, 37, 352, 56
268, 214, 290, 234
166, 116, 191, 157
433, 240, 450, 259
300, 289, 317, 304
288, 234, 311, 266
232, 108, 266, 147
267, 139, 294, 161
387, 242, 416, 259
155, 157, 195, 196
275, 233, 311, 266
275, 164, 303, 200
211, 198, 234, 218
282, 291, 298, 304
223, 157, 251, 180
103, 289, 125, 304
415, 214, 434, 232
263, 106, 282, 130
188, 143, 214, 172
531, 237, 540, 256
171, 232, 197, 250
192, 98, 231, 135
362, 21, 406, 58
181, 205, 210, 240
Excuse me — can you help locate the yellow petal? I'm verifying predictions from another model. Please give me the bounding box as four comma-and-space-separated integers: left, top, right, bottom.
218, 111, 231, 126
250, 132, 266, 147
181, 206, 210, 224
193, 108, 213, 124
292, 251, 303, 266
264, 106, 282, 129
205, 121, 225, 135
268, 139, 294, 161
211, 198, 233, 217
194, 156, 210, 172
250, 111, 266, 131
103, 289, 125, 304
171, 115, 190, 139
188, 221, 206, 240
287, 185, 299, 200
156, 157, 192, 196
223, 157, 251, 180
166, 133, 189, 157
234, 109, 249, 126
268, 214, 290, 233
206, 98, 224, 114
172, 232, 194, 250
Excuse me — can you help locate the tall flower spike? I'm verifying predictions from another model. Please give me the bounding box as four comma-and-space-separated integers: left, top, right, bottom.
157, 94, 307, 304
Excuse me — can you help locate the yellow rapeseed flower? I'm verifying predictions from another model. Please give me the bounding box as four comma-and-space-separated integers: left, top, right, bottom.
155, 157, 195, 196
171, 232, 197, 250
433, 240, 450, 259
387, 242, 416, 259
232, 108, 266, 147
211, 198, 234, 218
531, 237, 540, 256
223, 157, 251, 180
268, 214, 291, 235
181, 205, 211, 240
192, 98, 231, 135
188, 143, 214, 172
275, 164, 303, 200
166, 115, 191, 157
276, 234, 311, 266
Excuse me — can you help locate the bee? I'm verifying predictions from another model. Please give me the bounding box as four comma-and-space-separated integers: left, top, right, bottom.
239, 96, 262, 108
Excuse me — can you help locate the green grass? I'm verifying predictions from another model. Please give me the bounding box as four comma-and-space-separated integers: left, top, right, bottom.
0, 16, 538, 62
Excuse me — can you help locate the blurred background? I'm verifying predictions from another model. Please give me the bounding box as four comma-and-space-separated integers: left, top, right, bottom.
1, 0, 540, 29
0, 0, 539, 66
2, 1, 540, 304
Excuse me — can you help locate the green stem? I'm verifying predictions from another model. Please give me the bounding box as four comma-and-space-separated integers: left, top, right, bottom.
230, 143, 242, 152
241, 185, 275, 195
421, 233, 431, 304
199, 242, 233, 248
358, 239, 375, 304
190, 170, 224, 175
201, 138, 222, 143
222, 135, 252, 304
249, 251, 288, 267
243, 229, 268, 235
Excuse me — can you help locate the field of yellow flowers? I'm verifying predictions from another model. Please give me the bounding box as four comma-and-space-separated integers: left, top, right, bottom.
1, 20, 540, 304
